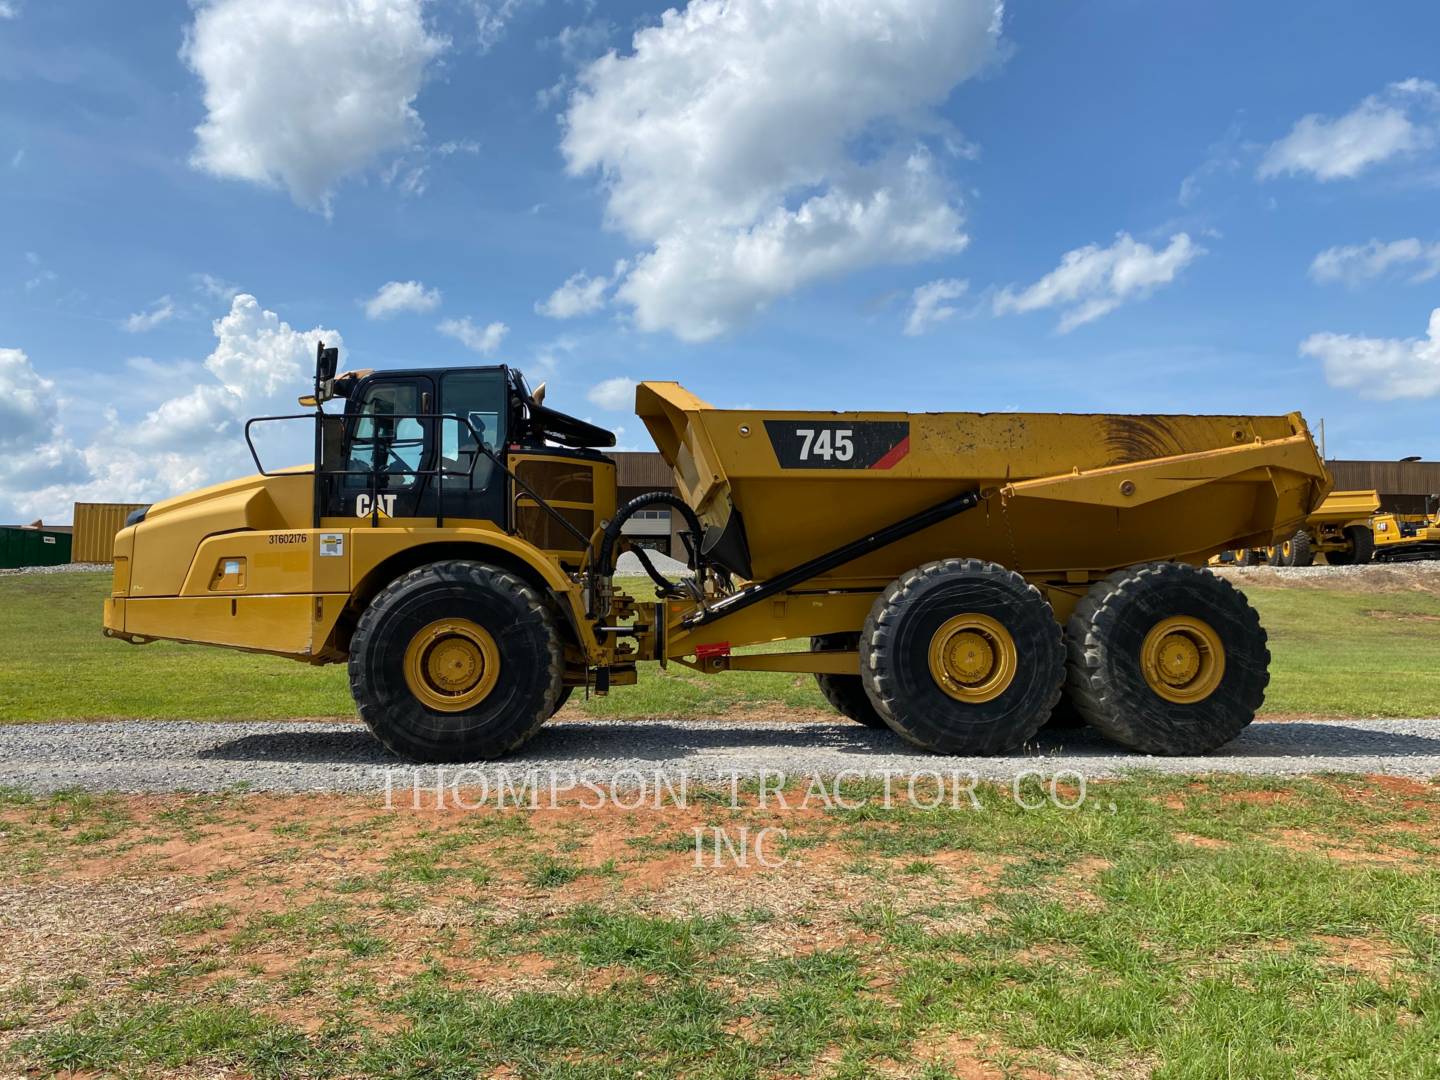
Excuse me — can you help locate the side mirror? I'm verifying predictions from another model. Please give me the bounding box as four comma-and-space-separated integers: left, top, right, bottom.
315, 342, 340, 402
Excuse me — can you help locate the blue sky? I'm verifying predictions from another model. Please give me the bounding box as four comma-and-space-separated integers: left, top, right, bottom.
2, 0, 1439, 523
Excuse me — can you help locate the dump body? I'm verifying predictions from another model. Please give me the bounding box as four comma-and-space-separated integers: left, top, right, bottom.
637, 383, 1329, 584
1307, 489, 1380, 526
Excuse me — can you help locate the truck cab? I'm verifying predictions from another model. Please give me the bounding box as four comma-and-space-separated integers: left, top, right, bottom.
318, 363, 616, 567
104, 351, 628, 682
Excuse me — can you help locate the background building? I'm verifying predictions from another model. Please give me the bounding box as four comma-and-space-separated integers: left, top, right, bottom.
1326, 460, 1440, 516
614, 452, 684, 559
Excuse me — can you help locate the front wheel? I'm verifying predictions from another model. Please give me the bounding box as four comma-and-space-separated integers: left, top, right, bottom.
860, 559, 1065, 755
348, 561, 562, 762
1065, 562, 1268, 755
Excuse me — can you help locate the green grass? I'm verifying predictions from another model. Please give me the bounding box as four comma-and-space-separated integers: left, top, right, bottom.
3, 570, 1438, 722
4, 774, 1439, 1078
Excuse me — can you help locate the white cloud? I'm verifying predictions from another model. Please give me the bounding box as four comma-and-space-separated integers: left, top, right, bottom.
123, 296, 177, 333
587, 376, 636, 412
536, 260, 626, 319
551, 20, 613, 64
0, 3, 17, 19
470, 0, 539, 52
1309, 238, 1440, 287
438, 317, 509, 355
194, 273, 241, 301
0, 348, 55, 454
381, 138, 482, 198
364, 279, 443, 320
0, 297, 342, 523
994, 232, 1204, 333
904, 278, 968, 336
1300, 308, 1440, 400
182, 0, 447, 212
560, 0, 1002, 342
1259, 79, 1440, 182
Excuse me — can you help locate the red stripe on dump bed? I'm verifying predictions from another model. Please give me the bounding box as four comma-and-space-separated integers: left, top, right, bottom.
870, 435, 910, 470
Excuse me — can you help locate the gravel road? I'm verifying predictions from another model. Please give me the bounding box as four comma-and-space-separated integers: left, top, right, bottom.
1, 718, 1437, 794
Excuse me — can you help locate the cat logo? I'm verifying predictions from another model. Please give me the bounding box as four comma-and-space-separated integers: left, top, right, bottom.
355, 493, 397, 518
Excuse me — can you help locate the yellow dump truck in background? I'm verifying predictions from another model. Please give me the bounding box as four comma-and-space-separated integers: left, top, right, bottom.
1223, 489, 1379, 567
104, 347, 1330, 762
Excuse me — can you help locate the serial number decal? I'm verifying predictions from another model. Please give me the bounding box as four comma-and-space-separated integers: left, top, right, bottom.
763, 420, 910, 470
268, 533, 308, 545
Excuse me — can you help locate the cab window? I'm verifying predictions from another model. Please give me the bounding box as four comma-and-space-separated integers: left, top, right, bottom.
441, 371, 507, 493
346, 381, 426, 491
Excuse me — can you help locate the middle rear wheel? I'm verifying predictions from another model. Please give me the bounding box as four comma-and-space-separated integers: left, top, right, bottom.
860, 559, 1065, 755
811, 633, 887, 728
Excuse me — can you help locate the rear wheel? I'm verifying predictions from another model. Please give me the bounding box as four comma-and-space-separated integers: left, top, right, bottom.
811, 633, 887, 728
1041, 692, 1090, 730
1346, 525, 1374, 565
348, 561, 562, 762
1267, 544, 1286, 566
1287, 531, 1314, 568
1235, 548, 1257, 567
1327, 525, 1373, 566
860, 559, 1065, 755
1065, 562, 1268, 755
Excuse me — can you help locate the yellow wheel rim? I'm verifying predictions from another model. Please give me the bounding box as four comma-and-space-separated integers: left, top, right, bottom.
1281, 541, 1292, 559
927, 613, 1018, 703
1140, 616, 1225, 704
403, 618, 500, 712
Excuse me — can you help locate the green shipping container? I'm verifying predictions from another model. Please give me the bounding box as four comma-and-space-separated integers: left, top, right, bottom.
0, 527, 73, 569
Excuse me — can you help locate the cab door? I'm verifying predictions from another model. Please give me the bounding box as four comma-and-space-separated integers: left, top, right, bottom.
435, 368, 509, 525
328, 374, 436, 520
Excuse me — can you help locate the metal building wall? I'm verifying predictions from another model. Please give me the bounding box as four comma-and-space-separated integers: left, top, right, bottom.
71, 503, 146, 563
1327, 461, 1440, 516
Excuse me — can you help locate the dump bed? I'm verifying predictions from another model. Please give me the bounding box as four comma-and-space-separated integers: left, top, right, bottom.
636, 382, 1329, 582
1307, 489, 1380, 525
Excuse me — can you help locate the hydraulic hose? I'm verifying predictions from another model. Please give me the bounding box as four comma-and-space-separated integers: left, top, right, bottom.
596, 491, 708, 596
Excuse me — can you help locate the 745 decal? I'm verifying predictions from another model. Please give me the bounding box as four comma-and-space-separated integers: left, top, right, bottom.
762, 420, 910, 470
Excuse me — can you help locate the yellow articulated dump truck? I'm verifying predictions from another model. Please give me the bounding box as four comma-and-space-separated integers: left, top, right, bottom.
1223, 489, 1379, 567
104, 346, 1329, 761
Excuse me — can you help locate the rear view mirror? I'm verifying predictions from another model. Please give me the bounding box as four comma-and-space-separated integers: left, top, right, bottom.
316, 342, 339, 385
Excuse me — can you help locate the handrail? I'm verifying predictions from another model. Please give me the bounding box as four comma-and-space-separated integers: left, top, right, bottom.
242, 410, 592, 548
242, 412, 484, 479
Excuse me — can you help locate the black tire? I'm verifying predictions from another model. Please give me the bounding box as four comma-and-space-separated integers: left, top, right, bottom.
1235, 548, 1257, 567
811, 633, 887, 728
1288, 530, 1314, 568
1266, 544, 1286, 567
348, 560, 562, 762
551, 685, 574, 716
1065, 562, 1268, 755
859, 559, 1065, 755
1346, 525, 1374, 565
1041, 692, 1090, 730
